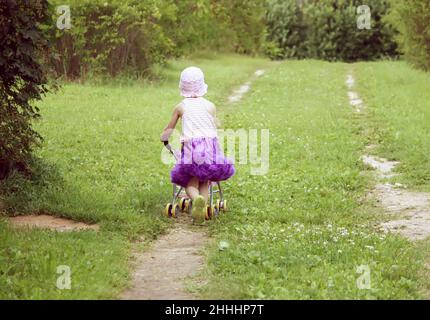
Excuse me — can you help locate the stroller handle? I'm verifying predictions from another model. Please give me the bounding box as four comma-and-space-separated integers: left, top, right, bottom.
162, 140, 177, 160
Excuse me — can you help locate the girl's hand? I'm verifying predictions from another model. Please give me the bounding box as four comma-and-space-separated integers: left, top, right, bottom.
160, 128, 174, 142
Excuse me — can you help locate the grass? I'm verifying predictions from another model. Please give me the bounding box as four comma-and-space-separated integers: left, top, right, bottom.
353, 61, 430, 192
1, 55, 429, 299
0, 54, 272, 299
0, 219, 129, 299
200, 60, 428, 299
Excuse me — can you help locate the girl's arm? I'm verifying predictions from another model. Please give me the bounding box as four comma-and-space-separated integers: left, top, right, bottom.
160, 104, 182, 142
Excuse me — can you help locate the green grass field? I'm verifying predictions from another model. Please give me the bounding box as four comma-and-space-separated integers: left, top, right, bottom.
354, 61, 430, 192
201, 60, 428, 299
1, 55, 429, 299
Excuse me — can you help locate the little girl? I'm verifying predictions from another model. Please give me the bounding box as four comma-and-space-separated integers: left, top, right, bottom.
160, 66, 235, 222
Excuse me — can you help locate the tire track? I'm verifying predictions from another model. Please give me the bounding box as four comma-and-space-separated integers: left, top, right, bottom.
347, 72, 430, 241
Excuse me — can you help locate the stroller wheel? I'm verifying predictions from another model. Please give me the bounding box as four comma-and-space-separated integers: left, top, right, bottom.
222, 200, 228, 212
205, 206, 212, 220
215, 199, 220, 211
179, 198, 187, 212
185, 199, 192, 213
171, 204, 181, 218
205, 205, 218, 220
165, 203, 173, 217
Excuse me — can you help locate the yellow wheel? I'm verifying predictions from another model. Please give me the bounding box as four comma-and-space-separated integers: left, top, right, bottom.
165, 203, 173, 217
171, 204, 180, 218
222, 200, 228, 212
179, 198, 187, 211
205, 205, 214, 220
215, 199, 221, 211
185, 199, 191, 213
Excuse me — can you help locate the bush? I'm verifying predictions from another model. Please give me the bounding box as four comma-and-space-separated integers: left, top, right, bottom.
266, 0, 307, 59
266, 0, 398, 61
0, 0, 52, 179
49, 0, 174, 78
48, 0, 267, 79
388, 0, 430, 71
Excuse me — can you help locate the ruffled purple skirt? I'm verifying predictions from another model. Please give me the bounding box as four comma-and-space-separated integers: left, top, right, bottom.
171, 137, 235, 188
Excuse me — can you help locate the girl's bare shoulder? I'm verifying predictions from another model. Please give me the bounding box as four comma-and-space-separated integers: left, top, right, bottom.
174, 101, 185, 115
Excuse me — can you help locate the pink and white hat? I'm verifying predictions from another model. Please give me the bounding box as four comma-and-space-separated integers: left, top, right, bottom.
179, 66, 208, 98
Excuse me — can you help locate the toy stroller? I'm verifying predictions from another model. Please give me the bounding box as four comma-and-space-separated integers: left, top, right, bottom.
163, 141, 228, 220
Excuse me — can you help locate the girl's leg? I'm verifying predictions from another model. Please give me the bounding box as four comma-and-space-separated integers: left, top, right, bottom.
199, 180, 209, 202
188, 177, 206, 223
186, 176, 200, 200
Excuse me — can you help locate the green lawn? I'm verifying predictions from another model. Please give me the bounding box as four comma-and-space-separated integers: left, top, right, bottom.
353, 61, 430, 192
1, 55, 429, 299
0, 54, 272, 299
201, 60, 429, 299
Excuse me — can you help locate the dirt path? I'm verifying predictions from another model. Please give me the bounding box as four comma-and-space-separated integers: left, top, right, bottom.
8, 214, 99, 232
347, 72, 430, 241
228, 69, 265, 103
121, 224, 207, 300
121, 69, 265, 300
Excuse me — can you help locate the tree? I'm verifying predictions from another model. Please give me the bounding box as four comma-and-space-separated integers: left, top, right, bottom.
0, 0, 52, 179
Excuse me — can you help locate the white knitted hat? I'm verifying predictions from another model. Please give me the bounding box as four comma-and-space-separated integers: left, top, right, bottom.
179, 66, 208, 98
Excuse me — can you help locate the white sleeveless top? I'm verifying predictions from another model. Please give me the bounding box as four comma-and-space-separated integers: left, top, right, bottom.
181, 97, 217, 142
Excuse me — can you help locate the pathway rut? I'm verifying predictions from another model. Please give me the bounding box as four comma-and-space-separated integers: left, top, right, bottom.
347, 72, 430, 241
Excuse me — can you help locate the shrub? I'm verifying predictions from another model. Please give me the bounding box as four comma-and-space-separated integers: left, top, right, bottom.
266, 0, 398, 61
49, 0, 174, 78
48, 0, 267, 79
388, 0, 430, 71
266, 0, 307, 59
0, 0, 52, 179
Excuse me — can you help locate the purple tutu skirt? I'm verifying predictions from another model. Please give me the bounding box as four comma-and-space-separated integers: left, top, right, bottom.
171, 137, 235, 188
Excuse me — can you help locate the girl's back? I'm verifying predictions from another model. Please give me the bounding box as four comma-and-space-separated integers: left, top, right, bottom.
181, 97, 217, 142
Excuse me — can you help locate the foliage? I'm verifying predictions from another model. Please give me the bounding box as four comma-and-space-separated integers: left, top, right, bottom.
266, 0, 398, 61
266, 0, 307, 59
0, 0, 52, 179
48, 0, 267, 78
388, 0, 430, 71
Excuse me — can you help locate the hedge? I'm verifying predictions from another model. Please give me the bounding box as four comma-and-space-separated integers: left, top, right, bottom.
48, 0, 267, 79
388, 0, 430, 71
0, 0, 52, 178
266, 0, 398, 61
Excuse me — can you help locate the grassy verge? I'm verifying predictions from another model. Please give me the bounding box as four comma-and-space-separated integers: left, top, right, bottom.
0, 54, 272, 299
201, 60, 427, 299
354, 61, 430, 192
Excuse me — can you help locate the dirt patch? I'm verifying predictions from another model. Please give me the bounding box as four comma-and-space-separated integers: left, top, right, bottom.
228, 69, 265, 103
348, 71, 430, 241
346, 73, 363, 112
346, 74, 355, 88
362, 155, 399, 179
8, 214, 99, 232
121, 225, 207, 300
363, 154, 430, 241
